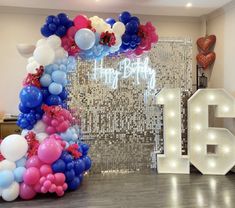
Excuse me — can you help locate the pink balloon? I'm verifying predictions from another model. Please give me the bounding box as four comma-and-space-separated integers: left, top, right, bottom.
39, 176, 46, 185
67, 26, 77, 38
41, 186, 47, 193
47, 174, 55, 183
38, 139, 62, 164
54, 173, 66, 186
26, 155, 43, 169
42, 114, 51, 125
20, 183, 37, 200
51, 119, 59, 127
56, 121, 69, 132
62, 183, 68, 191
73, 15, 90, 30
34, 182, 42, 193
43, 180, 52, 189
49, 184, 57, 193
46, 126, 56, 135
56, 186, 64, 196
40, 164, 52, 176
23, 167, 40, 186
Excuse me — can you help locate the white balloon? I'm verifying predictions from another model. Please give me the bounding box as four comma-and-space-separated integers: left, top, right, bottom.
21, 129, 29, 137
0, 160, 16, 171
33, 45, 55, 65
27, 56, 35, 63
55, 48, 67, 59
2, 182, 19, 202
36, 133, 48, 143
26, 61, 39, 74
112, 22, 125, 36
0, 135, 28, 162
16, 44, 35, 58
33, 121, 46, 133
47, 35, 61, 49
36, 39, 47, 47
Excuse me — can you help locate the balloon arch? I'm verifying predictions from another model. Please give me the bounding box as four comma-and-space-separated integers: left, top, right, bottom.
0, 12, 158, 201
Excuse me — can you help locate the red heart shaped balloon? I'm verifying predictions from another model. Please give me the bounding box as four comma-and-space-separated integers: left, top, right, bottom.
196, 52, 216, 70
197, 35, 216, 53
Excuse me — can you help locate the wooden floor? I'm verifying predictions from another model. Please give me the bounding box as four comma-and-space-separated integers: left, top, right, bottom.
1, 171, 235, 208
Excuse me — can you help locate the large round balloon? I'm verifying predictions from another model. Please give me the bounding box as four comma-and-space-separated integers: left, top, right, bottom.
33, 45, 55, 65
75, 29, 95, 50
20, 86, 43, 108
0, 135, 28, 162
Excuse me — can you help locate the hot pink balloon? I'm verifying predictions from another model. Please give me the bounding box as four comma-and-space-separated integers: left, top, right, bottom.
26, 155, 43, 169
40, 164, 52, 176
38, 139, 62, 164
20, 183, 37, 200
67, 26, 78, 38
73, 15, 90, 30
23, 167, 40, 185
56, 121, 69, 132
46, 126, 56, 134
42, 114, 51, 125
34, 182, 42, 193
54, 173, 66, 186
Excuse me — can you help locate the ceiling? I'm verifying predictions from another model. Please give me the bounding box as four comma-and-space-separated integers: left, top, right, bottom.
0, 0, 232, 17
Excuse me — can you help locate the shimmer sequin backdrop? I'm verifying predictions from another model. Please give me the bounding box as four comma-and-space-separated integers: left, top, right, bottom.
68, 38, 192, 173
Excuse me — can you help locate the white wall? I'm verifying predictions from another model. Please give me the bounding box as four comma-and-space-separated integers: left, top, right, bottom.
207, 1, 235, 133
0, 7, 202, 115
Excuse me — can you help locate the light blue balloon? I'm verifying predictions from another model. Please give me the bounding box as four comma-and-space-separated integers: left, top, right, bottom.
16, 157, 27, 167
75, 29, 96, 50
0, 170, 14, 188
59, 65, 67, 72
48, 82, 63, 95
51, 70, 67, 86
13, 167, 26, 183
40, 73, 52, 87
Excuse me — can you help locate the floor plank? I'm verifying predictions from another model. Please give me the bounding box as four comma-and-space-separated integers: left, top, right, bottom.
1, 171, 235, 208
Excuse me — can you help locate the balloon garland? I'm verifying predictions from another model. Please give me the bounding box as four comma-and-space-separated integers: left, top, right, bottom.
0, 11, 158, 201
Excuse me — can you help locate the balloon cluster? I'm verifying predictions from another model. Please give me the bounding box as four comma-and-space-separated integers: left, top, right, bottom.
42, 105, 73, 134
39, 11, 158, 60
60, 125, 82, 144
52, 144, 91, 191
0, 135, 28, 201
41, 13, 73, 38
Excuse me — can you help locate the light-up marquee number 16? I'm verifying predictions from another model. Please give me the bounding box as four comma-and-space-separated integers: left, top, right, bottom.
156, 88, 235, 175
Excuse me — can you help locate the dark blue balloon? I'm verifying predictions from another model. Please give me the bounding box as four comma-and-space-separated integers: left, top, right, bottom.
83, 156, 92, 171
52, 159, 66, 173
55, 25, 67, 37
130, 16, 140, 25
126, 20, 139, 35
105, 18, 116, 27
68, 177, 80, 191
41, 87, 50, 101
19, 103, 30, 113
74, 159, 85, 176
41, 25, 53, 37
58, 13, 69, 25
48, 23, 57, 32
66, 161, 74, 171
59, 88, 68, 100
119, 11, 131, 24
46, 15, 55, 24
122, 34, 131, 45
52, 17, 60, 25
20, 86, 43, 108
19, 118, 29, 129
65, 169, 75, 182
46, 95, 62, 106
78, 174, 84, 182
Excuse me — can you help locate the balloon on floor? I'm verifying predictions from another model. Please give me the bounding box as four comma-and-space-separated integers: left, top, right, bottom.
0, 11, 158, 201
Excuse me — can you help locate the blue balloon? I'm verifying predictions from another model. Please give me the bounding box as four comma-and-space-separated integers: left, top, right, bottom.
40, 73, 52, 87
83, 156, 92, 171
130, 16, 140, 25
74, 159, 85, 176
18, 118, 29, 129
51, 70, 67, 86
122, 34, 131, 45
119, 11, 131, 24
52, 159, 66, 173
16, 157, 27, 167
19, 103, 30, 113
68, 177, 80, 190
20, 86, 43, 108
55, 25, 67, 37
58, 13, 69, 25
65, 169, 75, 182
48, 23, 57, 32
49, 82, 63, 95
75, 29, 96, 50
66, 161, 74, 171
0, 170, 14, 188
46, 15, 55, 24
59, 88, 68, 100
105, 18, 116, 26
14, 167, 26, 183
126, 20, 139, 35
41, 25, 53, 37
41, 87, 50, 101
46, 95, 62, 106
78, 174, 84, 182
